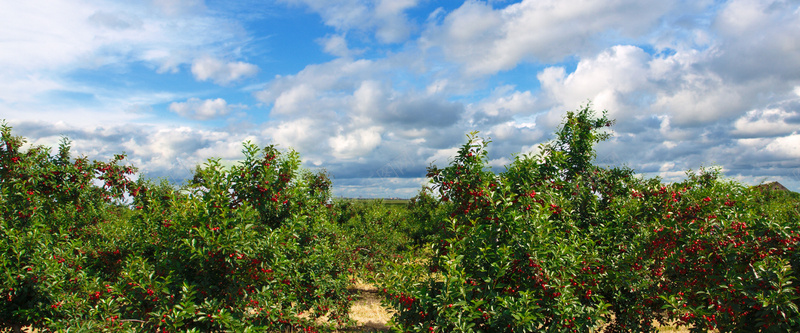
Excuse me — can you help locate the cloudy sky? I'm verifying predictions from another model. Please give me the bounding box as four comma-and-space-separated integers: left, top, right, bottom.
2, 0, 799, 197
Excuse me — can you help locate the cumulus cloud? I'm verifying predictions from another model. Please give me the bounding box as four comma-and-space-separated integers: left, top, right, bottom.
191, 57, 259, 85
251, 52, 480, 189
317, 34, 364, 58
651, 72, 744, 126
712, 0, 800, 81
534, 42, 783, 132
169, 98, 237, 120
763, 134, 800, 159
477, 88, 537, 119
272, 84, 319, 116
251, 0, 800, 195
351, 80, 463, 128
7, 0, 800, 197
423, 0, 678, 75
279, 0, 418, 43
329, 126, 383, 159
537, 45, 652, 125
264, 117, 333, 156
381, 96, 463, 128
732, 105, 800, 138
256, 58, 382, 110
319, 34, 350, 57
529, 22, 799, 189
373, 0, 419, 43
6, 120, 253, 184
0, 0, 250, 103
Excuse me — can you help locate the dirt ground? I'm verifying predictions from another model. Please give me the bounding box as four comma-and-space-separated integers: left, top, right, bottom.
340, 282, 393, 332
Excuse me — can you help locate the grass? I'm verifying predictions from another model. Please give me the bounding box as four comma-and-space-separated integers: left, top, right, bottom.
379, 199, 409, 207
337, 198, 409, 207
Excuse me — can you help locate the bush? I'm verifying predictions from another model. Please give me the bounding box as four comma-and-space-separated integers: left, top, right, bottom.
3, 107, 798, 332
381, 105, 800, 332
613, 169, 800, 332
327, 199, 412, 280
0, 124, 354, 332
382, 111, 614, 331
404, 187, 447, 248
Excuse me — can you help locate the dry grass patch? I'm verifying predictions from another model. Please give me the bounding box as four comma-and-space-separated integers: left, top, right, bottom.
338, 281, 393, 332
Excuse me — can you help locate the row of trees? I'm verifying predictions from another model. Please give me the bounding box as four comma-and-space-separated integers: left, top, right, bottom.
1, 122, 373, 332
2, 104, 799, 332
382, 106, 800, 332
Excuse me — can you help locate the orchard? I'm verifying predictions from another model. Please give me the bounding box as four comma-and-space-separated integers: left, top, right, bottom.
1, 104, 798, 332
382, 106, 799, 332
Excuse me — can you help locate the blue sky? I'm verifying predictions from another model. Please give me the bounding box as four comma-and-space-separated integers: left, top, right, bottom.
2, 0, 800, 197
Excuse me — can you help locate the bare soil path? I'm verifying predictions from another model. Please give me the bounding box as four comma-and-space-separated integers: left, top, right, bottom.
340, 282, 392, 332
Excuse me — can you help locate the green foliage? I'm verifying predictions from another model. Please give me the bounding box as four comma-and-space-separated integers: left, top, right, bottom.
404, 187, 446, 247
382, 105, 800, 333
327, 199, 413, 281
383, 116, 612, 332
2, 106, 799, 333
615, 169, 800, 332
1, 121, 138, 331
0, 123, 354, 332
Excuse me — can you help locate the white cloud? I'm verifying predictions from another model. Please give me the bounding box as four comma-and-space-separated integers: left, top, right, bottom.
6, 121, 253, 185
151, 0, 206, 16
0, 75, 63, 104
488, 121, 541, 142
7, 0, 800, 197
714, 0, 773, 36
374, 0, 418, 43
711, 0, 800, 80
0, 0, 251, 115
351, 80, 388, 125
119, 125, 250, 180
424, 0, 677, 75
252, 51, 470, 177
265, 118, 333, 157
537, 45, 651, 124
534, 43, 771, 131
256, 58, 381, 105
465, 85, 538, 133
652, 72, 743, 126
763, 133, 800, 159
0, 1, 246, 72
732, 107, 799, 138
329, 126, 383, 159
279, 0, 369, 30
0, 1, 96, 72
420, 1, 503, 75
482, 89, 537, 117
253, 0, 800, 194
88, 10, 144, 30
426, 147, 460, 166
169, 98, 235, 120
272, 84, 318, 116
318, 34, 356, 58
191, 56, 259, 85
279, 0, 418, 43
